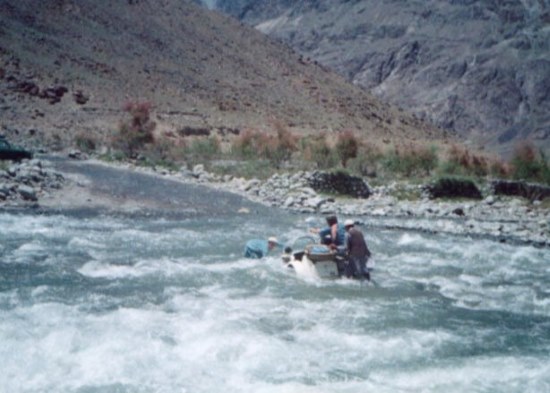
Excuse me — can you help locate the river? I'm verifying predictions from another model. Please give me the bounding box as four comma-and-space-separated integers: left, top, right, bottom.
1, 208, 549, 393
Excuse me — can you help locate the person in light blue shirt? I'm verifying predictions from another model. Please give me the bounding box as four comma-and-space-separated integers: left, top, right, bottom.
243, 237, 280, 259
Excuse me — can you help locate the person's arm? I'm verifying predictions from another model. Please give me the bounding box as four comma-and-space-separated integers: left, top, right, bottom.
260, 240, 269, 256
318, 227, 331, 245
331, 224, 338, 245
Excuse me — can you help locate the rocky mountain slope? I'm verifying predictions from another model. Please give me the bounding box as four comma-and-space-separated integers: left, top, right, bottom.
209, 0, 550, 156
0, 0, 444, 154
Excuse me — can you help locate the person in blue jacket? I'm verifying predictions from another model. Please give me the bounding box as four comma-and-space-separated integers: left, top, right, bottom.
243, 237, 280, 259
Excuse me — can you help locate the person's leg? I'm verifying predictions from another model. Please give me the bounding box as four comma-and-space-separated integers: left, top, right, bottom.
360, 256, 370, 281
347, 256, 359, 278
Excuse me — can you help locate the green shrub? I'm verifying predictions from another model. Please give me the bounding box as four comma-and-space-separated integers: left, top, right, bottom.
231, 124, 297, 168
113, 101, 156, 158
437, 144, 495, 178
263, 121, 298, 168
74, 132, 98, 153
415, 145, 439, 176
231, 128, 269, 159
301, 134, 339, 170
488, 158, 512, 178
511, 142, 550, 184
141, 137, 185, 166
335, 130, 358, 168
209, 159, 275, 180
347, 142, 383, 177
186, 136, 220, 161
383, 144, 438, 177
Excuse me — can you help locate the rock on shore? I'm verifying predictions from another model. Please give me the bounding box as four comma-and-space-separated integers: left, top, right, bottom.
0, 159, 65, 207
1, 156, 549, 247
183, 164, 550, 247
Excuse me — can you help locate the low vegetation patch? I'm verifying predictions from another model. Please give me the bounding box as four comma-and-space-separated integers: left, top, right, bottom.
510, 142, 550, 185
92, 104, 550, 198
112, 101, 156, 159
382, 143, 438, 178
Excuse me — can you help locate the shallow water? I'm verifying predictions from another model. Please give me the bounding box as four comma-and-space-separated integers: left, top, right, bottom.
1, 211, 549, 393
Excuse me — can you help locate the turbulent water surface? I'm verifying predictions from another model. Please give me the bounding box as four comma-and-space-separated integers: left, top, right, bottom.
1, 210, 549, 393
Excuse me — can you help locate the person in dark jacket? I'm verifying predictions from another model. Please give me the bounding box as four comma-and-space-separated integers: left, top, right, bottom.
343, 219, 371, 280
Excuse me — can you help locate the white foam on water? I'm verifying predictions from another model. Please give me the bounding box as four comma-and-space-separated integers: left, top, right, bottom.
397, 232, 425, 246
13, 240, 47, 255
287, 260, 322, 281
2, 276, 548, 393
367, 355, 550, 393
77, 257, 195, 279
68, 235, 105, 250
78, 260, 147, 279
533, 294, 550, 315
2, 212, 550, 392
380, 231, 550, 316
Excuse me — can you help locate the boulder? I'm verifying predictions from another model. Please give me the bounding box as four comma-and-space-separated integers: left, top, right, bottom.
491, 180, 550, 201
17, 185, 37, 201
423, 177, 482, 200
307, 171, 371, 198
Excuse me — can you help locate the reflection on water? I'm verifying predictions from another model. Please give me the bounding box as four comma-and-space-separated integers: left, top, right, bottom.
1, 211, 549, 393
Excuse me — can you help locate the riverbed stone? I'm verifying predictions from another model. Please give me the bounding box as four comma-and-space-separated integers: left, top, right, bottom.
17, 185, 37, 201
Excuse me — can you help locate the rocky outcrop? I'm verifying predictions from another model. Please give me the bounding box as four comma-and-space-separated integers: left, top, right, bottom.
7, 78, 70, 105
0, 159, 65, 206
210, 0, 550, 156
492, 180, 550, 201
307, 171, 371, 198
423, 177, 482, 200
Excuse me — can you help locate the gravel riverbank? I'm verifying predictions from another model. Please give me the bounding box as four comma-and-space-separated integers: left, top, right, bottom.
191, 166, 550, 248
2, 155, 549, 247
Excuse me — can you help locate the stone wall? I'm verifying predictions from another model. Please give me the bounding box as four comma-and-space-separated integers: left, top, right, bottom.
307, 171, 371, 198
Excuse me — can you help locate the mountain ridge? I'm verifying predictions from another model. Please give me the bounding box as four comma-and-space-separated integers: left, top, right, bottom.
210, 0, 550, 157
0, 0, 445, 154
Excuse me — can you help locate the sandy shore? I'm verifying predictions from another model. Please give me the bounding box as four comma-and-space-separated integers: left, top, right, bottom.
1, 156, 270, 218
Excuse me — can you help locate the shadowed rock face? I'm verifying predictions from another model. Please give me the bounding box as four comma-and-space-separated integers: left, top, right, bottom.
491, 179, 550, 201
210, 0, 550, 157
423, 177, 483, 200
307, 170, 371, 198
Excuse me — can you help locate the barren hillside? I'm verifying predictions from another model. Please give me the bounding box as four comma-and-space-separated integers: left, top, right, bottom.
0, 0, 445, 154
211, 0, 550, 157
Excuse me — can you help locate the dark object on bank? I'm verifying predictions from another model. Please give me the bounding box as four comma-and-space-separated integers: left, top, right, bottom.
491, 180, 550, 202
0, 136, 33, 161
423, 177, 482, 200
307, 170, 371, 198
